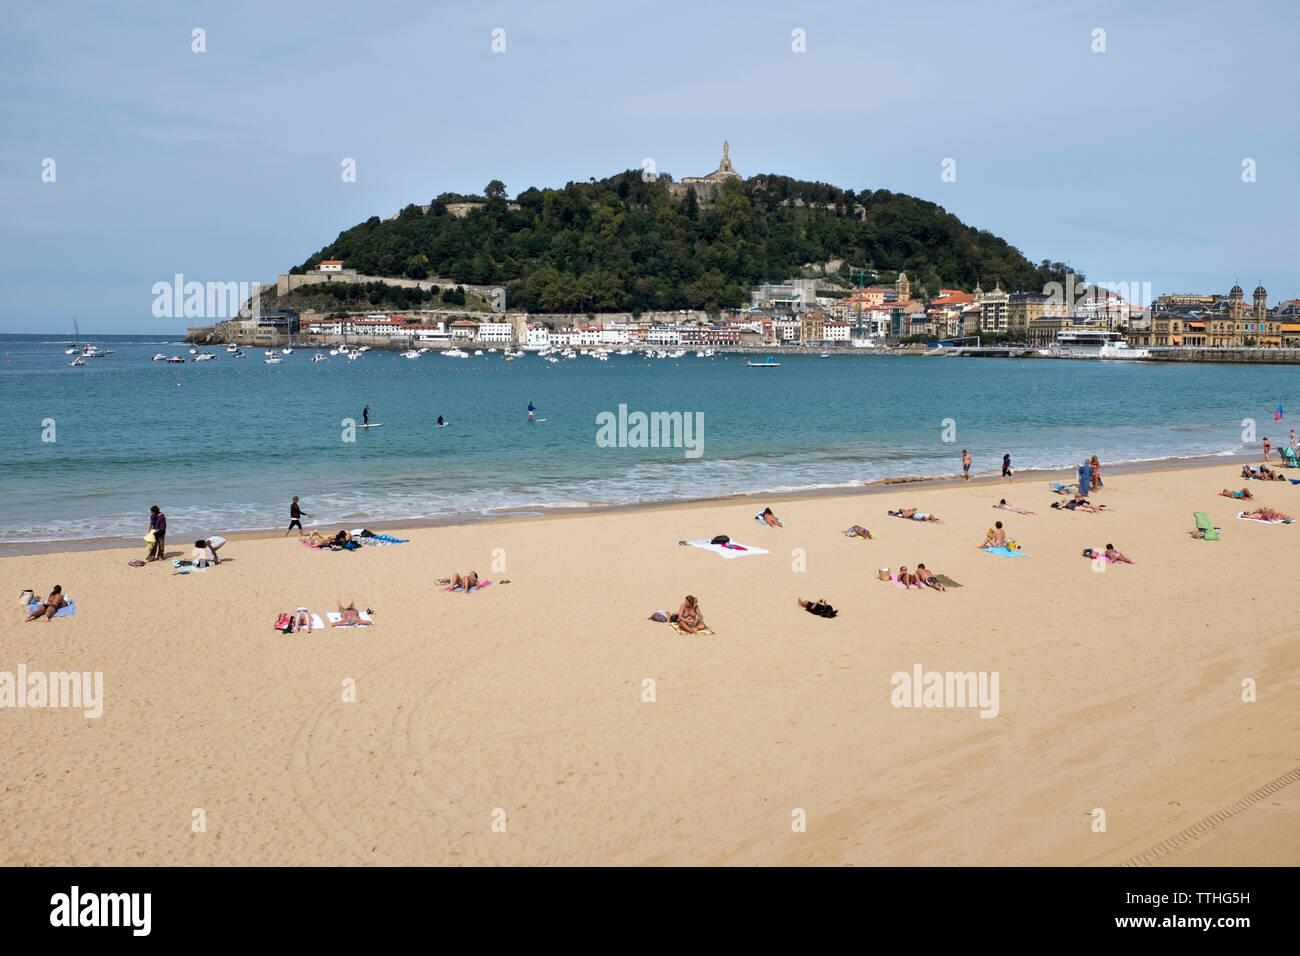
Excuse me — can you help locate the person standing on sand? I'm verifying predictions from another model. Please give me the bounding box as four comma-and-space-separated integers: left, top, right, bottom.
1263, 437, 1271, 461
1090, 455, 1103, 489
1078, 458, 1093, 497
962, 449, 972, 482
146, 505, 166, 562
1001, 454, 1012, 483
285, 496, 309, 537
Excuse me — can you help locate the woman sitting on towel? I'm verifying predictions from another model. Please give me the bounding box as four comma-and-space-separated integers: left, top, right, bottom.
979, 522, 1007, 549
670, 595, 706, 633
895, 507, 940, 522
452, 571, 480, 592
756, 507, 784, 528
332, 600, 373, 627
25, 585, 67, 622
915, 564, 947, 591
797, 597, 838, 617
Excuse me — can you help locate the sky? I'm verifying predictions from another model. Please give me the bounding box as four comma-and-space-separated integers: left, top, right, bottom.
1, 0, 1296, 334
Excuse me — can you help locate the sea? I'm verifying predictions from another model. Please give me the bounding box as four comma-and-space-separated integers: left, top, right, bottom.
0, 333, 1286, 550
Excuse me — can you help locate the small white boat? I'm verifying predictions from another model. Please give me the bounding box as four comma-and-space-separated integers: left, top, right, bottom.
346, 351, 360, 361
231, 350, 246, 358
281, 348, 293, 355
189, 347, 198, 355
68, 357, 87, 367
227, 344, 239, 352
329, 349, 339, 356
311, 353, 329, 362
151, 353, 167, 362
264, 357, 283, 364
194, 352, 216, 362
747, 357, 781, 368
474, 349, 483, 356
264, 349, 276, 357
401, 350, 420, 359
357, 346, 371, 352
165, 355, 185, 364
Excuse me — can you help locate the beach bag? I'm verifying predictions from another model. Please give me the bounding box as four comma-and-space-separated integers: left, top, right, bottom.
877, 568, 890, 582
19, 588, 34, 606
649, 610, 668, 622
274, 612, 292, 632
710, 534, 730, 545
1006, 540, 1020, 551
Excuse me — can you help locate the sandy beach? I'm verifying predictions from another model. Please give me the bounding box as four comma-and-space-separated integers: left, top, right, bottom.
2, 460, 1298, 866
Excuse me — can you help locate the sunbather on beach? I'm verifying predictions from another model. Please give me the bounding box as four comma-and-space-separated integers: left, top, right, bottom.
996, 499, 1035, 515
979, 522, 1007, 549
914, 564, 946, 591
894, 507, 939, 522
25, 585, 67, 622
1221, 488, 1254, 499
1103, 543, 1135, 564
451, 571, 480, 591
797, 597, 838, 617
293, 607, 313, 632
670, 594, 706, 633
332, 600, 373, 627
756, 507, 784, 528
844, 525, 874, 539
1245, 506, 1291, 521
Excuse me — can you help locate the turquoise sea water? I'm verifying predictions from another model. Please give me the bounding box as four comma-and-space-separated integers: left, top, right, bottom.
0, 334, 1289, 547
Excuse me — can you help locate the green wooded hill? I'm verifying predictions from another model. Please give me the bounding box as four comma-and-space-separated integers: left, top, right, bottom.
293, 172, 1073, 313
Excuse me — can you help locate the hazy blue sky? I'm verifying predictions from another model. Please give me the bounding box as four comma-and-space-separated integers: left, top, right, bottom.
2, 0, 1296, 333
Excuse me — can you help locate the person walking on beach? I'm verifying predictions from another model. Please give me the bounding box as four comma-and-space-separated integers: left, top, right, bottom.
363, 404, 371, 426
146, 505, 166, 562
285, 496, 309, 537
962, 449, 972, 482
1263, 437, 1271, 461
1078, 458, 1093, 497
1001, 453, 1012, 483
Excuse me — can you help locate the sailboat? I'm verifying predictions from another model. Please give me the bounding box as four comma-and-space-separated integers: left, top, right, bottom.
65, 318, 80, 354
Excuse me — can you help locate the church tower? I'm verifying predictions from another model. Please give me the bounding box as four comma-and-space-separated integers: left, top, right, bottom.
1254, 283, 1267, 319
896, 271, 910, 303
1228, 283, 1244, 321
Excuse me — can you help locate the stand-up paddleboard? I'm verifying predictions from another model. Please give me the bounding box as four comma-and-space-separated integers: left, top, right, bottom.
358, 423, 384, 428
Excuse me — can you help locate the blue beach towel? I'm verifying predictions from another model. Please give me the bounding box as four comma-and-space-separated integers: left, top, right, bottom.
27, 600, 76, 618
983, 547, 1026, 558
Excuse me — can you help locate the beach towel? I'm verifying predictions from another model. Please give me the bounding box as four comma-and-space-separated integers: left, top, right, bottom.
1049, 483, 1077, 495
326, 610, 375, 627
888, 574, 917, 590
934, 574, 963, 588
27, 600, 76, 619
669, 621, 715, 636
685, 539, 770, 559
983, 546, 1027, 557
443, 580, 493, 592
1218, 492, 1251, 499
1236, 511, 1292, 524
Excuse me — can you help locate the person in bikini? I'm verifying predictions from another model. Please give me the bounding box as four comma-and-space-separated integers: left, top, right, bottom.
996, 499, 1035, 515
757, 507, 784, 528
1245, 506, 1291, 521
670, 594, 706, 633
1221, 488, 1253, 500
895, 507, 939, 522
1103, 543, 1135, 564
451, 571, 480, 592
25, 585, 67, 622
979, 521, 1007, 549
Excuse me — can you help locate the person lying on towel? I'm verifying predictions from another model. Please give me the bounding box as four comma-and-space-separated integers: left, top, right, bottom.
891, 507, 940, 522
451, 571, 480, 592
797, 597, 838, 618
332, 600, 373, 626
26, 584, 68, 622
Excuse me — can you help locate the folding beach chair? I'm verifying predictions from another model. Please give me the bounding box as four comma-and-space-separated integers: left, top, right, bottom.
1281, 447, 1300, 468
1192, 512, 1220, 541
